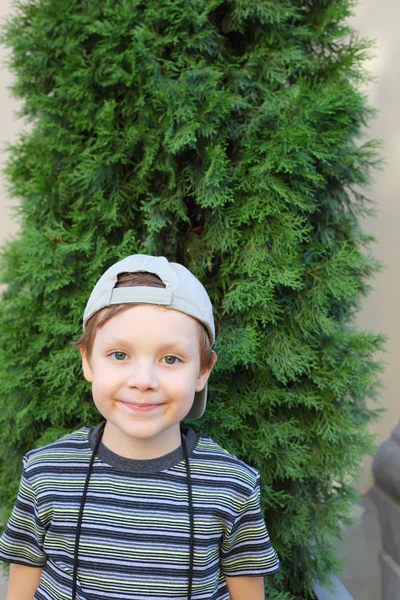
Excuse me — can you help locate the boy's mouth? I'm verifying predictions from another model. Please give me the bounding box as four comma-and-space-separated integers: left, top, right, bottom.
119, 400, 165, 412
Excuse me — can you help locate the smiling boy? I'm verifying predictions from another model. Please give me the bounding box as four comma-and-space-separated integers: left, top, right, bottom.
83, 303, 210, 460
0, 254, 279, 599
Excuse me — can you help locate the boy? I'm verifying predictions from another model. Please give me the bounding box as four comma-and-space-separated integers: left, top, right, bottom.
0, 254, 280, 599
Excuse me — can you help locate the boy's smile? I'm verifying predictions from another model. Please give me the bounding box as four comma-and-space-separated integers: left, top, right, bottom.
80, 304, 213, 459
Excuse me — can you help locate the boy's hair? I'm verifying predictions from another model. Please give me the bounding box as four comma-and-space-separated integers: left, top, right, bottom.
76, 272, 216, 370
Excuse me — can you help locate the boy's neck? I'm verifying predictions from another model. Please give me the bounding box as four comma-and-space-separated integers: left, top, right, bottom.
101, 421, 183, 460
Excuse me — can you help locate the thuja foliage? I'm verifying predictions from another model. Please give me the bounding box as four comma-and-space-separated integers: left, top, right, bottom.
0, 0, 385, 597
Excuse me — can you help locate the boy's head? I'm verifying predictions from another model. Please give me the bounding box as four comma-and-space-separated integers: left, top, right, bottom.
77, 255, 217, 421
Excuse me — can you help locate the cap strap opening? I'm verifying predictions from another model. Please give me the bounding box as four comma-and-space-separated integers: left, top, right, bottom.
110, 286, 172, 306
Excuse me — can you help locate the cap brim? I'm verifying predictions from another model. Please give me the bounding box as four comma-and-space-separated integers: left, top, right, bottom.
185, 383, 207, 420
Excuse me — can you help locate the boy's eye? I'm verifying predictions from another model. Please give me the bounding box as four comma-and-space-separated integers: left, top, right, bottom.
111, 351, 127, 361
162, 355, 180, 365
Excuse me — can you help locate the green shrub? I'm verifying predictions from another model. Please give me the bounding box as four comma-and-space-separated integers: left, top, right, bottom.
0, 1, 385, 597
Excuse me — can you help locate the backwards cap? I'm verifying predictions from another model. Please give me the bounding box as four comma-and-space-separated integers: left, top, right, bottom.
83, 254, 215, 420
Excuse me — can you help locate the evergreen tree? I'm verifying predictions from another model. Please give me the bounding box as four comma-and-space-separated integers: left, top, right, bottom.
0, 1, 385, 597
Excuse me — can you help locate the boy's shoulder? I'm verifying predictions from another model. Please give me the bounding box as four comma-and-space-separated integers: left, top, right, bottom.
195, 431, 260, 489
23, 426, 90, 471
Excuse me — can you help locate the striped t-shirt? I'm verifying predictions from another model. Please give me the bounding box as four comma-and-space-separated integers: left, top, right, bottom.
0, 425, 279, 599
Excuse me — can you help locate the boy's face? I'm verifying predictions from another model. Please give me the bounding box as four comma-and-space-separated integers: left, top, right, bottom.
80, 304, 215, 458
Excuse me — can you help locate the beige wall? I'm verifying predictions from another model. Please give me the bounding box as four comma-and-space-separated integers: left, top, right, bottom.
0, 3, 20, 242
349, 2, 400, 492
0, 1, 398, 493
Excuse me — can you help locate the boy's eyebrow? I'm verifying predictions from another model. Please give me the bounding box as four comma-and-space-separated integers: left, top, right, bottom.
157, 340, 194, 353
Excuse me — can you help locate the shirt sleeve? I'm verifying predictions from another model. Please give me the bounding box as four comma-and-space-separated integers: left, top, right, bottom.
220, 473, 280, 577
0, 455, 47, 566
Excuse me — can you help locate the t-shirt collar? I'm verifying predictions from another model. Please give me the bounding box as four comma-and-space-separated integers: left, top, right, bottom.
88, 422, 199, 474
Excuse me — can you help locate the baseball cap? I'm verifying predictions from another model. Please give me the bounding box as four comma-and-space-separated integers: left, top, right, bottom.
83, 254, 215, 420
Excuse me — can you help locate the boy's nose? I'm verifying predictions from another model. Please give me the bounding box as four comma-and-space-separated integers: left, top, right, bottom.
126, 363, 159, 391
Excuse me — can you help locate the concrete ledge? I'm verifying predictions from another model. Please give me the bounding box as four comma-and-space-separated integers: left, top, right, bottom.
370, 485, 400, 564
313, 576, 354, 600
380, 549, 400, 600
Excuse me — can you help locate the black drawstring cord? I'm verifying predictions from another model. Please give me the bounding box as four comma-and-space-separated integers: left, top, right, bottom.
72, 421, 105, 600
72, 423, 194, 600
182, 431, 194, 600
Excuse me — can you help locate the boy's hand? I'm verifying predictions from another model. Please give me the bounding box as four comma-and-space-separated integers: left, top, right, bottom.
6, 563, 43, 600
225, 575, 265, 599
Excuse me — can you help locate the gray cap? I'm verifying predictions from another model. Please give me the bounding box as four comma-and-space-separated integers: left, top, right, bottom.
83, 254, 215, 420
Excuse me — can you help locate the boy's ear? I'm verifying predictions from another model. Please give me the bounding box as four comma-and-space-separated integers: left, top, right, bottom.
195, 351, 218, 392
79, 346, 93, 383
